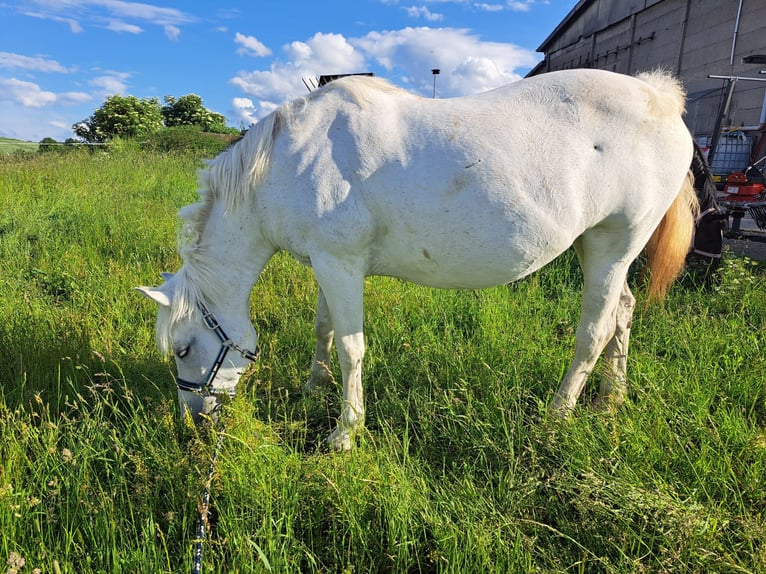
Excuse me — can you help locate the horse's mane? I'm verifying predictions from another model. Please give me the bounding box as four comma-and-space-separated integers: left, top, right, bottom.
183, 111, 281, 230
155, 266, 204, 354
155, 111, 283, 346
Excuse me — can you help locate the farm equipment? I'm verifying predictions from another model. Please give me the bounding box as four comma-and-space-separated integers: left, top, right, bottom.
717, 156, 766, 241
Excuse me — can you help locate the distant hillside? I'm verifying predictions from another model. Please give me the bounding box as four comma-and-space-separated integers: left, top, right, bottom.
0, 137, 39, 154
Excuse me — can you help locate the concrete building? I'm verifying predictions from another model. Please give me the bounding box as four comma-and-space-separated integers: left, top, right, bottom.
529, 0, 766, 176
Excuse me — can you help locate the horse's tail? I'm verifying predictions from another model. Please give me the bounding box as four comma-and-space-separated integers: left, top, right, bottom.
645, 171, 700, 302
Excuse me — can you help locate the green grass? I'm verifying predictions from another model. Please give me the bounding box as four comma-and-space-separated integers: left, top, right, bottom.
1, 146, 765, 573
0, 137, 39, 154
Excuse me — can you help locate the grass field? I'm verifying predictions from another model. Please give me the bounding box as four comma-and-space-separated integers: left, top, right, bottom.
0, 138, 39, 154
1, 145, 765, 573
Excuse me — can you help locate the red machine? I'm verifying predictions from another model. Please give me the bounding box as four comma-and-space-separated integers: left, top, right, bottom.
718, 159, 766, 239
723, 170, 765, 197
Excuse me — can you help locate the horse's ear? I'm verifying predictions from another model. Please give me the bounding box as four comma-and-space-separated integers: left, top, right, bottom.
135, 286, 172, 307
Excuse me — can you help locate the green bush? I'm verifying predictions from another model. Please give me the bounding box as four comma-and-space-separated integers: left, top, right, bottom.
37, 138, 59, 153
145, 125, 241, 155
74, 94, 164, 143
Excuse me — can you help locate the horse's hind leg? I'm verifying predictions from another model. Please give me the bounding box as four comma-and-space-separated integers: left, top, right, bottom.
306, 289, 335, 389
551, 235, 632, 414
596, 280, 635, 410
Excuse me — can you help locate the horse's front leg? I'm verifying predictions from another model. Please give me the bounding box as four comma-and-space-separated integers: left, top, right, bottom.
306, 289, 334, 390
312, 258, 366, 451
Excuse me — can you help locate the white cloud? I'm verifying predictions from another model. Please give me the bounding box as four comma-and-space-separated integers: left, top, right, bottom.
0, 52, 73, 73
405, 6, 444, 21
473, 3, 505, 11
0, 76, 92, 108
106, 19, 143, 33
0, 78, 58, 107
235, 33, 272, 57
49, 120, 71, 130
58, 91, 93, 104
216, 8, 240, 20
506, 0, 535, 11
88, 1, 194, 26
0, 78, 93, 108
231, 32, 365, 108
231, 97, 257, 126
384, 0, 543, 11
19, 1, 194, 37
451, 55, 510, 92
229, 27, 539, 124
90, 72, 131, 95
351, 27, 539, 94
61, 15, 84, 33
287, 33, 365, 72
165, 24, 181, 40
21, 10, 84, 33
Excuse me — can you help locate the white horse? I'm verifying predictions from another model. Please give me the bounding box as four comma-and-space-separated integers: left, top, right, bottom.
138, 69, 698, 450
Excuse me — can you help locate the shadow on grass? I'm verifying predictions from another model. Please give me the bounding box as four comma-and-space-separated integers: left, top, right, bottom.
0, 310, 175, 417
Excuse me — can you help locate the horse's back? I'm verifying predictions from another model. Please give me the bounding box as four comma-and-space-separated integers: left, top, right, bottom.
260, 70, 693, 288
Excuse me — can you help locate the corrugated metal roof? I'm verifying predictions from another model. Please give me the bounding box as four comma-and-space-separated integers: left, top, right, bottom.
536, 0, 593, 52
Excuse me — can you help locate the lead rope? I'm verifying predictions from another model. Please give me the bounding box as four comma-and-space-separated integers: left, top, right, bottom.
192, 420, 225, 574
183, 301, 259, 572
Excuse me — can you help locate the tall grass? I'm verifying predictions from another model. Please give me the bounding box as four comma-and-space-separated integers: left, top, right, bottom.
1, 147, 764, 573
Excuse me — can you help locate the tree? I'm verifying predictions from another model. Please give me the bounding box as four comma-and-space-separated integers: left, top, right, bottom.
38, 137, 59, 153
73, 95, 163, 143
161, 94, 228, 132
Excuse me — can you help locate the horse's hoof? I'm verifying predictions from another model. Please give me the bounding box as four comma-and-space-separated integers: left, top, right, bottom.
549, 396, 575, 418
305, 365, 334, 392
591, 393, 625, 414
327, 428, 353, 452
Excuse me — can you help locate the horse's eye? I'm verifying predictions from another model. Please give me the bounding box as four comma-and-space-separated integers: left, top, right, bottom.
176, 346, 190, 359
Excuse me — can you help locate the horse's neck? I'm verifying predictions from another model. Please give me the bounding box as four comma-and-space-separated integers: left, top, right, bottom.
196, 201, 274, 306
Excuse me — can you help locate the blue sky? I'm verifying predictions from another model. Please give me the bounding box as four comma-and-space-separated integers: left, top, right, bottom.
0, 0, 576, 142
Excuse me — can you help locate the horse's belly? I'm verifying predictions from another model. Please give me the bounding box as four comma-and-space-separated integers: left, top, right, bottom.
375, 258, 541, 289
369, 220, 570, 289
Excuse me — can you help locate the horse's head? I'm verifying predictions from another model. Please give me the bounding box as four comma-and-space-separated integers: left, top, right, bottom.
137, 272, 258, 423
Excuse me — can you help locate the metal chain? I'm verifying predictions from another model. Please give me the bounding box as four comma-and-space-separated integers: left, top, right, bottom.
186, 301, 258, 572
192, 422, 225, 574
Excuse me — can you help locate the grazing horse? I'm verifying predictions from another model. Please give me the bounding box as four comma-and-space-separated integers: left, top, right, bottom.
138, 69, 698, 450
